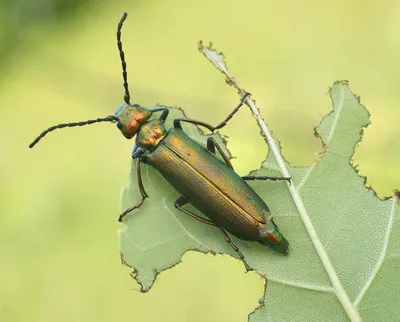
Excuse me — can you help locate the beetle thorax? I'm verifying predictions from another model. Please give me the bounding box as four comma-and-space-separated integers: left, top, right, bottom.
136, 120, 167, 149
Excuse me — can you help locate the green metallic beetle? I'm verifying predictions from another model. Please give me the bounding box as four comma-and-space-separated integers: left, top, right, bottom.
29, 12, 290, 271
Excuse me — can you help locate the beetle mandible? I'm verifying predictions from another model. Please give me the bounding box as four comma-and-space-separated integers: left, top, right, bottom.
29, 12, 291, 271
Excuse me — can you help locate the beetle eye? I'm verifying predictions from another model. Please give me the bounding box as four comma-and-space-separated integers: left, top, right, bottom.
116, 122, 123, 129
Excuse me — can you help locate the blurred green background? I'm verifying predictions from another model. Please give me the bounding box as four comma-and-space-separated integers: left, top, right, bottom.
1, 0, 399, 321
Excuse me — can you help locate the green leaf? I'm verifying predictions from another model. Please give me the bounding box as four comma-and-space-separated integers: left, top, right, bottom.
119, 82, 400, 321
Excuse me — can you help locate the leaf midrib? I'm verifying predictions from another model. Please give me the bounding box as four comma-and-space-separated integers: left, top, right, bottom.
197, 46, 367, 321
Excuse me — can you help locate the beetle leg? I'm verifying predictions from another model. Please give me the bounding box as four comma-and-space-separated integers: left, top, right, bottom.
206, 138, 292, 188
218, 227, 252, 272
212, 91, 251, 130
158, 109, 169, 123
242, 175, 292, 184
206, 136, 292, 184
145, 107, 170, 123
131, 144, 138, 157
119, 157, 149, 222
206, 137, 234, 169
173, 118, 214, 131
173, 92, 251, 131
174, 196, 217, 226
148, 106, 168, 113
174, 196, 251, 272
132, 146, 146, 159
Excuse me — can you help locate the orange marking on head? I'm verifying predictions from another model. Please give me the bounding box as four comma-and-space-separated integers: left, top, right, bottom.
128, 119, 139, 133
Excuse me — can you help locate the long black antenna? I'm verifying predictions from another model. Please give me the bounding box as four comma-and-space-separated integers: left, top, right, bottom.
29, 13, 130, 149
29, 115, 118, 148
117, 12, 131, 105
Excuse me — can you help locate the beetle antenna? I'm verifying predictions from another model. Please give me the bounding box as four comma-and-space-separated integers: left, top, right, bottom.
117, 12, 131, 105
29, 115, 119, 148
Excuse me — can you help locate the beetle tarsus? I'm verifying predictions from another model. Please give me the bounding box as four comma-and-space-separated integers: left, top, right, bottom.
119, 196, 147, 222
218, 226, 251, 272
242, 175, 291, 185
212, 92, 252, 131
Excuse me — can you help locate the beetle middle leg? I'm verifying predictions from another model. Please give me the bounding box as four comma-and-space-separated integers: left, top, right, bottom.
119, 157, 149, 222
173, 92, 251, 132
174, 196, 251, 272
207, 135, 291, 183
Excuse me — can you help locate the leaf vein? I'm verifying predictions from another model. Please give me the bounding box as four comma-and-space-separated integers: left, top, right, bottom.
266, 275, 334, 293
298, 88, 344, 191
353, 196, 397, 307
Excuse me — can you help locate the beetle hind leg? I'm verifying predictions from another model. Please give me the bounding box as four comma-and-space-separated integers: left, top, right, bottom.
174, 196, 216, 226
174, 196, 251, 272
218, 227, 251, 272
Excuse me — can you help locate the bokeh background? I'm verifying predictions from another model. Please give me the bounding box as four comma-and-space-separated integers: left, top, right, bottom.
1, 0, 399, 321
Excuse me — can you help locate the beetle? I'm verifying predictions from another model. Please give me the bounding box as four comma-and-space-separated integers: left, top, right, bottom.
29, 12, 290, 271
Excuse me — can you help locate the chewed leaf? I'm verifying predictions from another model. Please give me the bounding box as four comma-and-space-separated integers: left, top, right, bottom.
198, 41, 229, 76
249, 81, 399, 321
118, 82, 400, 321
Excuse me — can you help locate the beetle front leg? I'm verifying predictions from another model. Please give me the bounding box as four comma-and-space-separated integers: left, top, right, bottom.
131, 146, 146, 159
119, 157, 149, 222
174, 196, 251, 272
173, 92, 251, 131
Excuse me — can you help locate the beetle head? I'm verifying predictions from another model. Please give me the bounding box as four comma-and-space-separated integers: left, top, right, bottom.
28, 13, 150, 149
114, 104, 152, 139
